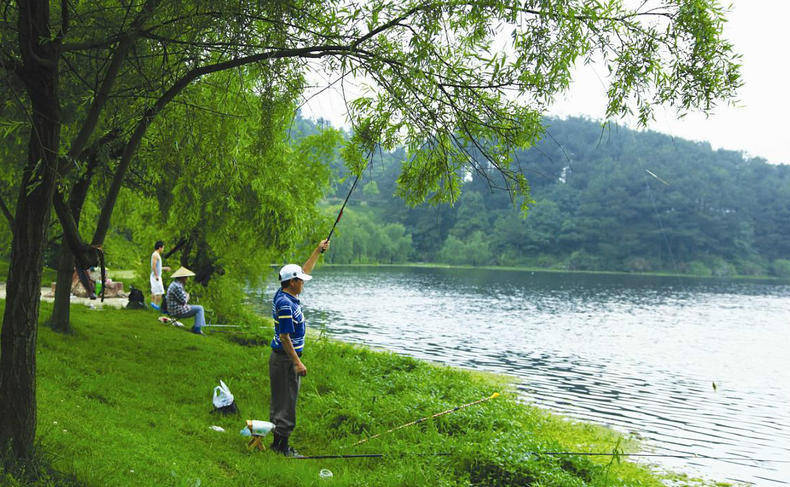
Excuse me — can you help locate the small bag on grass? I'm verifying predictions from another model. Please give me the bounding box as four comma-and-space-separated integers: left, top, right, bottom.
212, 380, 238, 415
126, 286, 145, 309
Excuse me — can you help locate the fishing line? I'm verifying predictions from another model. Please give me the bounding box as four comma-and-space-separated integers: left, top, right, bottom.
351, 393, 500, 447
288, 393, 789, 465
642, 169, 677, 271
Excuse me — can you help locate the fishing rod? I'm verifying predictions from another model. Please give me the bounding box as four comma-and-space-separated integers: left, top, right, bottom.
534, 452, 790, 463
290, 451, 790, 463
293, 452, 452, 460
322, 171, 362, 252
321, 152, 374, 252
202, 324, 243, 333
351, 392, 500, 447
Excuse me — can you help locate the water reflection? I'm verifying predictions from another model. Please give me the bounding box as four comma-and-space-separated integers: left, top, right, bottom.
251, 266, 790, 485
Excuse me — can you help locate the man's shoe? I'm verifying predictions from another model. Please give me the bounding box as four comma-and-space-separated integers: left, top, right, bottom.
278, 437, 302, 457
280, 446, 302, 458
191, 327, 205, 335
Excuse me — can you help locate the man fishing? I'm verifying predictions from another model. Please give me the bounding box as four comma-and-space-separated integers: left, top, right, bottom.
269, 239, 330, 457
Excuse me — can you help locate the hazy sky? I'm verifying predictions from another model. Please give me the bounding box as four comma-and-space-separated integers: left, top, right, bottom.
301, 2, 788, 164
551, 2, 789, 165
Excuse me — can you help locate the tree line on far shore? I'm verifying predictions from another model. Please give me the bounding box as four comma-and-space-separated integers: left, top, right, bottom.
317, 116, 790, 278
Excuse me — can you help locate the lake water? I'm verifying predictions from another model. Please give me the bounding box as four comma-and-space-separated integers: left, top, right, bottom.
253, 266, 790, 485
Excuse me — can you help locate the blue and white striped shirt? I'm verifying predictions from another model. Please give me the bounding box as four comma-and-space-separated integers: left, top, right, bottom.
270, 289, 306, 353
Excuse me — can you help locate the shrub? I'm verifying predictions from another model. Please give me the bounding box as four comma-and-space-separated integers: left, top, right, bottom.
687, 261, 711, 277
772, 259, 790, 278
624, 257, 652, 273
734, 258, 767, 276
708, 257, 736, 277
566, 250, 600, 271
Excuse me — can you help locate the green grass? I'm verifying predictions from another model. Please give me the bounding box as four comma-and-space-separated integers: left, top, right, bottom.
0, 300, 680, 487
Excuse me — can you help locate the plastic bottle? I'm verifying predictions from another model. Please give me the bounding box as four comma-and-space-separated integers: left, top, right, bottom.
239, 420, 274, 436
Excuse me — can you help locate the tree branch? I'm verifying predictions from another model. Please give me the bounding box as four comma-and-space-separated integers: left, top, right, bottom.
351, 4, 431, 49
53, 128, 121, 267
53, 192, 94, 269
0, 194, 14, 231
91, 42, 356, 245
55, 0, 69, 43
66, 0, 160, 161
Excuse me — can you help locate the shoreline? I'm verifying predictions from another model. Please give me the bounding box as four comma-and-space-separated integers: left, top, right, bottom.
1, 298, 687, 486
318, 262, 790, 282
0, 296, 734, 486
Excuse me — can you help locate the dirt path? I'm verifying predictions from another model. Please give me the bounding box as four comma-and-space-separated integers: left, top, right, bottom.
0, 283, 128, 309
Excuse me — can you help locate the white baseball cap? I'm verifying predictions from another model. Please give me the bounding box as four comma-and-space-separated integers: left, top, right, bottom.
278, 264, 312, 283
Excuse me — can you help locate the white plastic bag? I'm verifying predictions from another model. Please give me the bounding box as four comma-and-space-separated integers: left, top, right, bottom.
212, 380, 235, 408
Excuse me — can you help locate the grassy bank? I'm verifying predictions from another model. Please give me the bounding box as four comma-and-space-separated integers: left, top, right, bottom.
0, 301, 685, 487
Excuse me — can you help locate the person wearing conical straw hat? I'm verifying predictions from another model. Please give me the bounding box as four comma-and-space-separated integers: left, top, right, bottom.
269, 239, 330, 457
165, 266, 206, 335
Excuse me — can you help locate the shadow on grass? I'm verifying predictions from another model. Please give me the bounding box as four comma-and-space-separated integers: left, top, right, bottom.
1, 444, 81, 487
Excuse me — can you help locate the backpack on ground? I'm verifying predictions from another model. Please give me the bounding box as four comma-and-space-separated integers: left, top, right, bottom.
127, 286, 145, 309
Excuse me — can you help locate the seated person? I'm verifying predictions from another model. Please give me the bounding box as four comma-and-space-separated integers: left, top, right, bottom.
87, 266, 124, 297
165, 267, 206, 335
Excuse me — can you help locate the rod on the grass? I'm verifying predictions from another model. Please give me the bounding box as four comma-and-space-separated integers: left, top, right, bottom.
202, 324, 243, 333
290, 451, 790, 463
293, 452, 452, 460
351, 392, 500, 447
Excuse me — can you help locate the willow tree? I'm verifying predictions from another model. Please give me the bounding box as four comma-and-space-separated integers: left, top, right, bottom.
0, 0, 740, 460
118, 72, 341, 317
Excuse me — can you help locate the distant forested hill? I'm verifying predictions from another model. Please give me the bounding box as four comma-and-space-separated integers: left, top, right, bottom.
303, 116, 790, 277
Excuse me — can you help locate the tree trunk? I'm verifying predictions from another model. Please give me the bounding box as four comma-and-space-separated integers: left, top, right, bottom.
48, 249, 75, 333
0, 0, 60, 460
0, 124, 60, 460
49, 172, 100, 334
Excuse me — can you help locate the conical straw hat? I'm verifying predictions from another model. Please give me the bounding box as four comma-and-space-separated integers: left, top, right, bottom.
170, 266, 195, 278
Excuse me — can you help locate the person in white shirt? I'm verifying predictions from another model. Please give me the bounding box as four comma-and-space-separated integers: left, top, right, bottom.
150, 240, 171, 308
